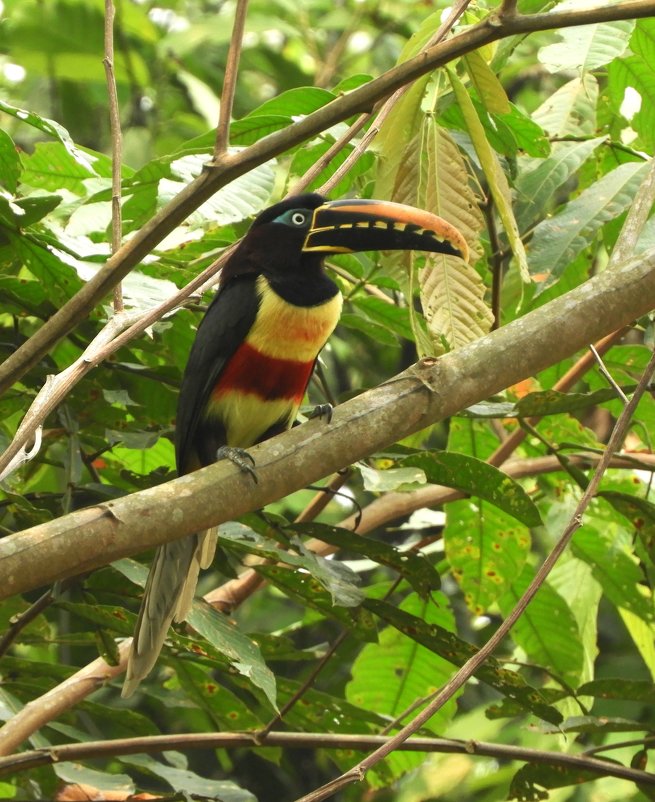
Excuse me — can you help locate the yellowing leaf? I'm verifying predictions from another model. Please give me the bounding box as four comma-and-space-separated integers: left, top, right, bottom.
464, 51, 511, 115
448, 67, 530, 284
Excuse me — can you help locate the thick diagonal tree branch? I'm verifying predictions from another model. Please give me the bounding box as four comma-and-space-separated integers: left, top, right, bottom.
1, 249, 654, 599
1, 0, 653, 395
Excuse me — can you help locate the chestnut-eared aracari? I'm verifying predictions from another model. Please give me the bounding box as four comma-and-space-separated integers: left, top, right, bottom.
122, 192, 468, 697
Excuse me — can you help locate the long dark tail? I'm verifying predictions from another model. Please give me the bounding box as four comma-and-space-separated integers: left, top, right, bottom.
122, 530, 217, 697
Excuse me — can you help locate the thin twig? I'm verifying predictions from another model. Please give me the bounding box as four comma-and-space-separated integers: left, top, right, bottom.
214, 0, 249, 157
103, 0, 123, 312
589, 344, 629, 404
0, 584, 62, 658
294, 347, 655, 802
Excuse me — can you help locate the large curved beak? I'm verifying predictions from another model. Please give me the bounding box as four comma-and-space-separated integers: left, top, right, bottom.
302, 198, 469, 262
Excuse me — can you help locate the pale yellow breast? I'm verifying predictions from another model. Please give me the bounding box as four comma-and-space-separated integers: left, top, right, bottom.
246, 276, 343, 361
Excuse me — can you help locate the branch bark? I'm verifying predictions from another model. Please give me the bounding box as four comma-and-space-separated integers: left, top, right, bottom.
1, 731, 653, 788
1, 0, 653, 395
1, 249, 654, 599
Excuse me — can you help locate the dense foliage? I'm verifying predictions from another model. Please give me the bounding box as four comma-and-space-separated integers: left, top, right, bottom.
1, 0, 654, 800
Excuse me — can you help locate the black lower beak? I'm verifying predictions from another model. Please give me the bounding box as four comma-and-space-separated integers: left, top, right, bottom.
303, 199, 469, 262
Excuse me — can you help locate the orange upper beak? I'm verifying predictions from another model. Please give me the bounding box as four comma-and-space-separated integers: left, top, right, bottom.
302, 198, 469, 262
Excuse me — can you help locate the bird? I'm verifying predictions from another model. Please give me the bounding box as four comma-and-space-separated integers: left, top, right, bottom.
122, 192, 469, 697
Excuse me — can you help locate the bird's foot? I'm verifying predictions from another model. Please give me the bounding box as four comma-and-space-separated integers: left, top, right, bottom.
216, 446, 258, 484
307, 403, 333, 423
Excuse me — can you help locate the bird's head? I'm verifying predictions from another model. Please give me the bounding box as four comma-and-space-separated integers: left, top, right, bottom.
221, 192, 469, 286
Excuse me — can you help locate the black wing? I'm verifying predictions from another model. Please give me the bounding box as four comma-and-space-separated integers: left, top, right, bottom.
175, 276, 260, 474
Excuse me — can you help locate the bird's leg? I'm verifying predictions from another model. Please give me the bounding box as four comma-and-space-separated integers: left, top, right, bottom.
216, 446, 258, 483
307, 403, 333, 423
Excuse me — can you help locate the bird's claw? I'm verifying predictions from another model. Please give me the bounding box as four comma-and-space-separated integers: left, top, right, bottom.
307, 403, 333, 423
216, 446, 258, 484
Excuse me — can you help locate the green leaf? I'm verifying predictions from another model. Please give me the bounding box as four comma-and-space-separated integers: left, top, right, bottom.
351, 296, 414, 341
53, 763, 134, 794
0, 194, 62, 228
276, 675, 386, 733
633, 18, 655, 61
498, 566, 583, 686
4, 230, 83, 303
516, 386, 634, 417
608, 56, 655, 149
619, 606, 655, 682
231, 114, 292, 145
538, 20, 634, 73
547, 556, 602, 697
347, 593, 459, 778
0, 129, 21, 193
528, 160, 649, 286
571, 524, 654, 624
185, 602, 277, 709
245, 86, 335, 118
515, 138, 605, 230
173, 660, 266, 730
348, 593, 458, 725
20, 141, 109, 194
599, 490, 655, 562
533, 74, 598, 137
57, 602, 133, 635
464, 50, 511, 115
290, 138, 374, 197
256, 564, 378, 640
401, 451, 543, 527
339, 312, 401, 346
217, 523, 364, 607
121, 753, 256, 801
578, 678, 655, 702
358, 463, 426, 492
284, 522, 441, 598
366, 598, 562, 725
510, 762, 601, 799
445, 499, 531, 613
493, 104, 550, 159
0, 98, 99, 173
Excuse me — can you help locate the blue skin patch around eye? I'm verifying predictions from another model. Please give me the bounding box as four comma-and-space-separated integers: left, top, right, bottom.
274, 209, 313, 227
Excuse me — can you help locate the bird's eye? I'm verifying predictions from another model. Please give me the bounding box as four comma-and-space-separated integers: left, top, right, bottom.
291, 212, 306, 226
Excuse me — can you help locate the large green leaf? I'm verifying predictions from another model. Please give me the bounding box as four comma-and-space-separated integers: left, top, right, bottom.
515, 138, 605, 231
498, 566, 584, 687
608, 55, 655, 149
464, 50, 510, 115
538, 20, 634, 73
532, 74, 599, 137
366, 598, 562, 725
121, 752, 256, 802
445, 498, 531, 614
255, 564, 378, 640
347, 593, 459, 778
0, 99, 98, 172
571, 524, 654, 624
400, 451, 543, 527
528, 160, 649, 285
284, 522, 441, 598
20, 142, 113, 195
0, 129, 21, 193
